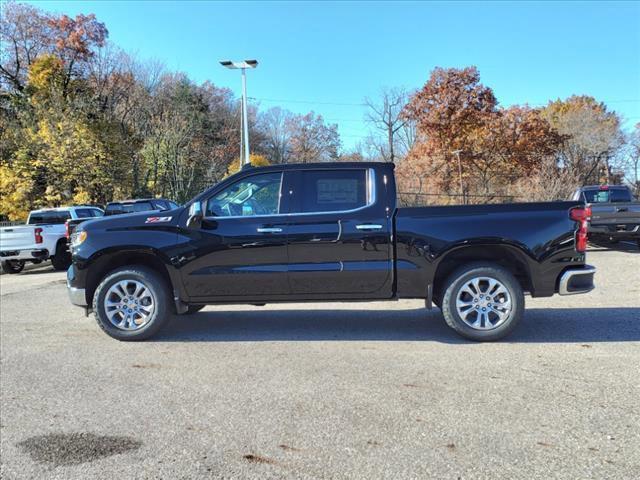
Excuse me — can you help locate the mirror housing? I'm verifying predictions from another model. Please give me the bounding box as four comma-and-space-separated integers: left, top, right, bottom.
186, 201, 203, 229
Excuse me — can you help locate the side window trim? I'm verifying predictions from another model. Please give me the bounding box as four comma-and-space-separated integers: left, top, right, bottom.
202, 168, 376, 219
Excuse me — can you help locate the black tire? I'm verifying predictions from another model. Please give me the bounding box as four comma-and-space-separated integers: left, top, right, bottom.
185, 305, 205, 314
441, 263, 524, 342
1, 260, 25, 274
51, 241, 71, 271
92, 266, 171, 341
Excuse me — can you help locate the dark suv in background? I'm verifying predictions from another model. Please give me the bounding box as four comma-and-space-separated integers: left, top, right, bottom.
104, 199, 179, 216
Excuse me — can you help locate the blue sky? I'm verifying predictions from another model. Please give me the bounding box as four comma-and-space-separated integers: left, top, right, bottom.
26, 0, 640, 149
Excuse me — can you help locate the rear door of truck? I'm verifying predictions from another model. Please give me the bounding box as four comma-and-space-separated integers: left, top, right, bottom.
286, 166, 394, 297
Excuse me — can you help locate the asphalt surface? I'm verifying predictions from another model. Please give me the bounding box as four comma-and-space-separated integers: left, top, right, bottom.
1, 246, 639, 479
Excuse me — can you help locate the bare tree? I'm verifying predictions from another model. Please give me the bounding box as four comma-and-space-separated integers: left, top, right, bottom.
257, 107, 292, 163
364, 87, 410, 163
286, 112, 340, 163
0, 1, 52, 91
625, 123, 640, 194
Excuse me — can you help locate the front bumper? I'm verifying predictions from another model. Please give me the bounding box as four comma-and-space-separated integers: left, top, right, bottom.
558, 265, 596, 295
66, 266, 87, 306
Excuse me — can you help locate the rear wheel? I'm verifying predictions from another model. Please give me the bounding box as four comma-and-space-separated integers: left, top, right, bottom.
1, 260, 25, 274
51, 242, 71, 271
441, 263, 524, 342
92, 266, 171, 341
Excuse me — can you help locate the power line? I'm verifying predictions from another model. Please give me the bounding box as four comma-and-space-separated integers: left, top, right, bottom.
249, 97, 367, 107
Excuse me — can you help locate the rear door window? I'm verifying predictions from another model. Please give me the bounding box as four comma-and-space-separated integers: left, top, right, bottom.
291, 169, 369, 213
75, 208, 94, 218
105, 204, 123, 215
131, 202, 155, 212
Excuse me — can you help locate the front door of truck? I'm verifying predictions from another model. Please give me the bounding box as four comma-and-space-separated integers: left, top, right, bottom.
179, 170, 291, 300
286, 168, 393, 298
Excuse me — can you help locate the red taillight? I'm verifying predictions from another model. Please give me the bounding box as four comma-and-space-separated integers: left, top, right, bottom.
65, 221, 70, 239
34, 227, 43, 244
570, 206, 591, 253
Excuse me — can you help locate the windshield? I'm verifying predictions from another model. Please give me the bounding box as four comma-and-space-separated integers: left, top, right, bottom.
582, 188, 632, 203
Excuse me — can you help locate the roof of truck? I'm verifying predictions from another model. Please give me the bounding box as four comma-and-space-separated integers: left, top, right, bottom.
29, 206, 102, 213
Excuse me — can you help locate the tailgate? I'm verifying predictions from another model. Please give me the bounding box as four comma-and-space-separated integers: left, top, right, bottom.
590, 203, 640, 225
0, 226, 35, 251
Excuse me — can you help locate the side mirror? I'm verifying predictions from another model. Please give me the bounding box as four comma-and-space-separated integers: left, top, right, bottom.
186, 201, 203, 229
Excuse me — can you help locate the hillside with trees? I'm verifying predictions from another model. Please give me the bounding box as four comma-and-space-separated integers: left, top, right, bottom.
1, 1, 637, 219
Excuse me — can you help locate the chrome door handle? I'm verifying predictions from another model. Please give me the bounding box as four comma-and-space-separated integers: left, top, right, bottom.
257, 227, 282, 233
356, 224, 383, 231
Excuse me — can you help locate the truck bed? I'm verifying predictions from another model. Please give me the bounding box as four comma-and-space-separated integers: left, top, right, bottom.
394, 201, 584, 298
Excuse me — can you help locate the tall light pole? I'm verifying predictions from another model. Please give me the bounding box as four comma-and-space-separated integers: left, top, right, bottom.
220, 60, 258, 168
451, 149, 464, 204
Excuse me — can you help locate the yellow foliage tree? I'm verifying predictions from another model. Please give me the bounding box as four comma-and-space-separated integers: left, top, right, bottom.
0, 165, 32, 220
225, 154, 271, 177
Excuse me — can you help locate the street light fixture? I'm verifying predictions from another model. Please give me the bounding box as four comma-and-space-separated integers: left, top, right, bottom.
220, 59, 258, 168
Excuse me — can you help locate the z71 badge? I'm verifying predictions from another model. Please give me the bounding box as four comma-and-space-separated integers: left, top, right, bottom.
145, 216, 172, 223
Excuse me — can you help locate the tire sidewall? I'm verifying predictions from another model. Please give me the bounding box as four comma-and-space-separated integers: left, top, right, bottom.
2, 260, 25, 274
93, 267, 169, 341
51, 242, 71, 271
442, 264, 524, 341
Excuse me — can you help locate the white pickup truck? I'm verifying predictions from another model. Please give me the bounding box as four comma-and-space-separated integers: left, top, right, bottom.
0, 206, 103, 274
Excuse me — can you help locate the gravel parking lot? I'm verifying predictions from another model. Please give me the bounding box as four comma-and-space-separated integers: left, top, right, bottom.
1, 245, 639, 479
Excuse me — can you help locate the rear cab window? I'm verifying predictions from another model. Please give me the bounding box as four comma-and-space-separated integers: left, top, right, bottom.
27, 210, 71, 225
583, 188, 632, 203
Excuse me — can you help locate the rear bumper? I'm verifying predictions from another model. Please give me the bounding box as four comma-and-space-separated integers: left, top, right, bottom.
0, 249, 49, 261
589, 224, 639, 240
558, 265, 596, 295
66, 266, 87, 307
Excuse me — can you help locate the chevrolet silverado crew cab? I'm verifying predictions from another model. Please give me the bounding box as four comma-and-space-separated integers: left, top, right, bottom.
1, 206, 103, 273
67, 162, 595, 342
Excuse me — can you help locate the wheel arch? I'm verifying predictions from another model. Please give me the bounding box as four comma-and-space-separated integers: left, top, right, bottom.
85, 248, 179, 309
432, 243, 533, 304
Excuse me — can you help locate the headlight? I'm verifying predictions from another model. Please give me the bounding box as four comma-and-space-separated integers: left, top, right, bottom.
72, 230, 87, 247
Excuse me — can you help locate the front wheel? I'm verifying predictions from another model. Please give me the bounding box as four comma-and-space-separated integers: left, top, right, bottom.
441, 263, 524, 342
92, 266, 171, 341
1, 260, 25, 274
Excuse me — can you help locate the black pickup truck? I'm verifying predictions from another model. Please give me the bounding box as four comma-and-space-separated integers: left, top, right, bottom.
67, 162, 595, 342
